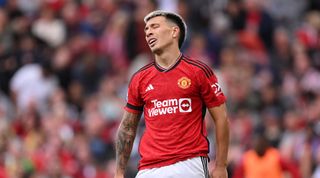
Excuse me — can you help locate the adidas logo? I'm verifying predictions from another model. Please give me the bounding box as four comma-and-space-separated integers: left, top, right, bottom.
145, 84, 154, 92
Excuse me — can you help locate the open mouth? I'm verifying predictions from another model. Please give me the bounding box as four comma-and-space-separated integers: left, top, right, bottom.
148, 38, 157, 47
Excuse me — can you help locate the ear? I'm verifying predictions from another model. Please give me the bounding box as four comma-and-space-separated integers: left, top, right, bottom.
172, 26, 179, 38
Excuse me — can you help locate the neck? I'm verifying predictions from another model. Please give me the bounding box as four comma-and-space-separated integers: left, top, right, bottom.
154, 46, 181, 69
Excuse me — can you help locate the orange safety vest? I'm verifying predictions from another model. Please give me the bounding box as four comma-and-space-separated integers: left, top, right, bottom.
243, 148, 284, 178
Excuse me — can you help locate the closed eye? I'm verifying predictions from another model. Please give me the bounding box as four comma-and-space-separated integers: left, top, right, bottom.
151, 24, 160, 29
144, 23, 160, 33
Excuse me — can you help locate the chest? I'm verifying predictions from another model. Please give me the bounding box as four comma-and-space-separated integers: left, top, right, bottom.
139, 70, 199, 103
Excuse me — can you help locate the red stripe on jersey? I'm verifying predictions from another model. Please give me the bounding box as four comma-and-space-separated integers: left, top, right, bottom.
132, 62, 154, 78
182, 56, 214, 77
182, 58, 212, 78
184, 56, 214, 76
128, 62, 154, 85
139, 62, 155, 72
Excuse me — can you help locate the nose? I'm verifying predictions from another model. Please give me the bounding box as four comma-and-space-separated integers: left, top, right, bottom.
145, 29, 153, 38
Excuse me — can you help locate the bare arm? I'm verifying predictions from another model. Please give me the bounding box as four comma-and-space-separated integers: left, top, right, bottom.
115, 110, 141, 177
208, 103, 229, 178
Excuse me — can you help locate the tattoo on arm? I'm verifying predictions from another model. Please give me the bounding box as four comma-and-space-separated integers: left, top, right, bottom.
116, 111, 141, 174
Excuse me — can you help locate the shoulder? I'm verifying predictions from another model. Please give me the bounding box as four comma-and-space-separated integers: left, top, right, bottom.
181, 55, 214, 78
129, 62, 154, 83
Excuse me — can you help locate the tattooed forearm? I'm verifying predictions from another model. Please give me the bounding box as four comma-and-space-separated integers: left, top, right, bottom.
115, 111, 141, 175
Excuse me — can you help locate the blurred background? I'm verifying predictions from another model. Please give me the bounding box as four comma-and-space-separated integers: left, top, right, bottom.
0, 0, 320, 177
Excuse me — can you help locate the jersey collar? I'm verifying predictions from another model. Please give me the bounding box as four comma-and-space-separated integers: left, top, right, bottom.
154, 53, 182, 72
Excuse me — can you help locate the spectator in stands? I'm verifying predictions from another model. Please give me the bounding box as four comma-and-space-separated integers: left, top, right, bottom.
233, 133, 300, 178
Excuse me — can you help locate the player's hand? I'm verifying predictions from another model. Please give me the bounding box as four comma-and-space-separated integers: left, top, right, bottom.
210, 166, 228, 178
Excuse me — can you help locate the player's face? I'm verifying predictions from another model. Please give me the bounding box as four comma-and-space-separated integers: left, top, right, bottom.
145, 16, 177, 53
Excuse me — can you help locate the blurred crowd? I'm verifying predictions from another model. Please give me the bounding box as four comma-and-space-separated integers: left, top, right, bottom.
0, 0, 320, 177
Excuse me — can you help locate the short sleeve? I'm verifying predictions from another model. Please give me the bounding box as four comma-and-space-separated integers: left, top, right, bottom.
197, 69, 226, 108
124, 73, 144, 114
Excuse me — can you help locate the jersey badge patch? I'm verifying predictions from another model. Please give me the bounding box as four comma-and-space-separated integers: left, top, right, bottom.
178, 77, 191, 89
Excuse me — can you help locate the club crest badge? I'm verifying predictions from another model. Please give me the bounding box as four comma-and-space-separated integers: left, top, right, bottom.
178, 77, 191, 89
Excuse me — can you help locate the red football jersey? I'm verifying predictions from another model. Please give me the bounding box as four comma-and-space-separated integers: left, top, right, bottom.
125, 54, 226, 170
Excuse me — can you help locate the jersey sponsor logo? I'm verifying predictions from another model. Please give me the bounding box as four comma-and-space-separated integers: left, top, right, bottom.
148, 98, 192, 117
178, 77, 191, 89
211, 82, 222, 95
179, 98, 192, 112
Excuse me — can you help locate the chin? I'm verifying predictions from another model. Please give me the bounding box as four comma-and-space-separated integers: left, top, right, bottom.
150, 46, 162, 53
